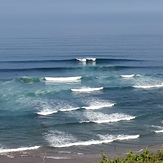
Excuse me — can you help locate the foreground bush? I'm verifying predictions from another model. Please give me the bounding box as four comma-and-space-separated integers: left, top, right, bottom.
98, 148, 163, 163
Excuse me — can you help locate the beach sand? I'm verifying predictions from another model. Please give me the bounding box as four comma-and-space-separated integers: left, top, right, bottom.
0, 155, 99, 163
1, 144, 162, 163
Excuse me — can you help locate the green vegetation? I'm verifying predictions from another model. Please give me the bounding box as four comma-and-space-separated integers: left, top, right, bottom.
98, 148, 163, 163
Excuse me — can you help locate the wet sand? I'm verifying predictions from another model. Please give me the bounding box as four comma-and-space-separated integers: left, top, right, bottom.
0, 155, 99, 163
1, 143, 163, 163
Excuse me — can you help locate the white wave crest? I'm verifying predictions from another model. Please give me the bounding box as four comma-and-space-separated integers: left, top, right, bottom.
71, 87, 103, 92
86, 58, 96, 61
76, 58, 87, 62
60, 107, 80, 112
83, 103, 115, 110
54, 136, 139, 147
35, 99, 80, 116
45, 76, 81, 82
133, 84, 163, 89
37, 107, 80, 116
121, 74, 135, 78
37, 109, 57, 116
82, 98, 115, 110
151, 125, 163, 133
0, 146, 40, 153
155, 130, 163, 133
98, 134, 139, 142
82, 112, 135, 124
45, 130, 139, 148
76, 58, 96, 62
45, 131, 78, 148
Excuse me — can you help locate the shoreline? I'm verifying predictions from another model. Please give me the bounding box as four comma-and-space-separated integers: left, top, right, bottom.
1, 144, 163, 163
0, 155, 100, 163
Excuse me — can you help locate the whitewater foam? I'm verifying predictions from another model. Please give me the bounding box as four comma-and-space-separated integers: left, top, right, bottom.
37, 107, 80, 115
45, 76, 81, 82
98, 134, 139, 142
82, 98, 115, 110
86, 58, 96, 61
76, 58, 96, 62
71, 87, 103, 92
155, 130, 163, 133
121, 74, 135, 78
133, 84, 163, 89
83, 103, 115, 110
82, 112, 135, 124
53, 135, 139, 147
151, 125, 163, 133
0, 146, 40, 153
45, 131, 78, 148
37, 109, 57, 116
45, 130, 139, 148
76, 58, 87, 62
59, 107, 80, 112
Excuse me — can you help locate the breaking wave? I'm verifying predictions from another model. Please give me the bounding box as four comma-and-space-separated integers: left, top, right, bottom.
0, 146, 40, 154
81, 112, 135, 124
45, 76, 81, 82
82, 99, 115, 110
36, 109, 58, 116
71, 87, 103, 92
36, 107, 80, 116
76, 58, 96, 62
121, 74, 135, 78
151, 125, 163, 133
133, 84, 163, 89
45, 130, 139, 148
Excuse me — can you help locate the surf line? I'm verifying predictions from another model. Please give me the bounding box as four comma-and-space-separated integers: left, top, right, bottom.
45, 76, 81, 82
71, 87, 103, 92
76, 58, 96, 62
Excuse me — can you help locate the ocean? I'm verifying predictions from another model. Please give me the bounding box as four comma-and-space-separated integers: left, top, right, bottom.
0, 35, 163, 158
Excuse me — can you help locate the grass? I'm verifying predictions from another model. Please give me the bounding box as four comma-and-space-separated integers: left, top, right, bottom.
98, 148, 163, 163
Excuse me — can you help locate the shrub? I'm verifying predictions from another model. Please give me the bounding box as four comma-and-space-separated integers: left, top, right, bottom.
98, 148, 163, 163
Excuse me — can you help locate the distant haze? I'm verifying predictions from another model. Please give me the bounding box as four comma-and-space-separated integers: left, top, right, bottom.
0, 0, 163, 37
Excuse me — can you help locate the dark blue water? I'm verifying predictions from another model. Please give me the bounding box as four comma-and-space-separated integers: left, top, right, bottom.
0, 35, 163, 158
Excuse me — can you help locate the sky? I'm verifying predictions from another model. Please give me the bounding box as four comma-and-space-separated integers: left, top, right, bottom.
0, 0, 163, 38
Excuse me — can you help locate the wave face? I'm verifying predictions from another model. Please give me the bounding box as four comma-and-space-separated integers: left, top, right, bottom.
1, 36, 163, 158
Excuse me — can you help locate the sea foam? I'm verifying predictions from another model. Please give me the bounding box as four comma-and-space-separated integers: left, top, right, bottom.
45, 76, 81, 82
155, 130, 163, 133
121, 74, 135, 78
83, 103, 114, 110
37, 109, 57, 116
76, 58, 96, 62
71, 87, 103, 92
82, 112, 135, 124
151, 125, 163, 133
82, 98, 115, 110
0, 146, 40, 153
59, 107, 80, 112
133, 84, 163, 89
45, 130, 139, 148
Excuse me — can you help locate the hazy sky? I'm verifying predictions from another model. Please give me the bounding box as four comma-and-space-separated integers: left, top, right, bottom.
0, 0, 163, 37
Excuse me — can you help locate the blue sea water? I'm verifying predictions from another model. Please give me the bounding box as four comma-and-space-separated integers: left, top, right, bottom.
0, 35, 163, 158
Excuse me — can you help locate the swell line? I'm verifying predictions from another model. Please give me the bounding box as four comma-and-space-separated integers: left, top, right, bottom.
0, 58, 140, 64
0, 65, 148, 73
